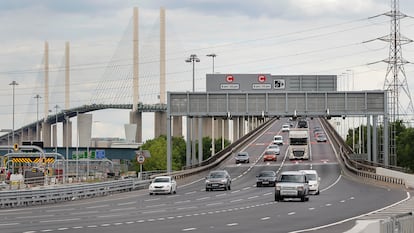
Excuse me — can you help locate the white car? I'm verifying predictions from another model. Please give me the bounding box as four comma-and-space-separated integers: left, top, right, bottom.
282, 124, 290, 132
149, 176, 177, 195
299, 170, 320, 195
273, 135, 283, 145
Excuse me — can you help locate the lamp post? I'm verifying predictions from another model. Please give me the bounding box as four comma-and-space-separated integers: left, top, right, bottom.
206, 53, 217, 74
34, 94, 41, 141
9, 81, 18, 145
185, 54, 200, 92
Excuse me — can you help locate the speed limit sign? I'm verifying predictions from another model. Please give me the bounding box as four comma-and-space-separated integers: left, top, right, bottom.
137, 154, 145, 164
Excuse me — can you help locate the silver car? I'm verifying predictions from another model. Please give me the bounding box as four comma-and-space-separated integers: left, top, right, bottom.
235, 151, 250, 164
205, 170, 231, 191
267, 144, 280, 155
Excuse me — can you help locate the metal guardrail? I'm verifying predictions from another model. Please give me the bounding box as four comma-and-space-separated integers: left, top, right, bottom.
0, 178, 150, 208
380, 212, 414, 233
320, 118, 406, 186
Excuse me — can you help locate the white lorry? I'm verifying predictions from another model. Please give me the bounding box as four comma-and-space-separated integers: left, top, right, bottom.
288, 129, 309, 160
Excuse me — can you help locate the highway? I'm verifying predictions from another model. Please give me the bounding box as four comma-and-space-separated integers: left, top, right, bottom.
0, 119, 408, 233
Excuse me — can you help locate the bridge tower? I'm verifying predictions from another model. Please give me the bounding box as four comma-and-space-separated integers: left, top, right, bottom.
41, 41, 52, 147
129, 7, 142, 143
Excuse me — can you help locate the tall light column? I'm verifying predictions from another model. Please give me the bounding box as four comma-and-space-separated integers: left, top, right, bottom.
206, 53, 217, 74
9, 81, 18, 145
34, 94, 41, 141
185, 54, 200, 165
185, 54, 200, 92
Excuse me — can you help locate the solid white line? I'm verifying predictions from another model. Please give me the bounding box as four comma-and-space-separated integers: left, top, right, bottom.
2, 223, 19, 227
40, 218, 80, 223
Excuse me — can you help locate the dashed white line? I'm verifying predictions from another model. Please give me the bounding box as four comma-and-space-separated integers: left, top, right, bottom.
261, 217, 271, 220
145, 204, 166, 208
288, 212, 296, 215
40, 218, 80, 223
141, 210, 166, 214
182, 228, 197, 231
248, 196, 259, 199
227, 223, 239, 226
230, 199, 243, 203
0, 223, 20, 226
185, 191, 196, 195
117, 201, 136, 206
263, 192, 273, 196
196, 197, 211, 201
86, 204, 109, 209
231, 190, 240, 194
175, 200, 191, 204
177, 206, 197, 210
206, 202, 223, 206
216, 193, 227, 197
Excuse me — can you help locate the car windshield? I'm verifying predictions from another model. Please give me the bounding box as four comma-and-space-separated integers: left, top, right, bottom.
258, 171, 275, 177
237, 153, 248, 157
153, 177, 170, 183
305, 174, 317, 180
268, 145, 279, 149
265, 151, 275, 155
274, 136, 282, 140
209, 172, 226, 178
280, 174, 305, 183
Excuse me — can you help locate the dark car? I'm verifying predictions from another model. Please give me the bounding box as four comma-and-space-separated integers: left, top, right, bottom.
205, 170, 231, 191
256, 170, 277, 187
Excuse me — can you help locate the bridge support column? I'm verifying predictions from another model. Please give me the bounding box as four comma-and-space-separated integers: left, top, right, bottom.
239, 117, 244, 138
232, 117, 239, 141
172, 116, 182, 137
129, 111, 142, 143
224, 118, 230, 142
42, 122, 51, 147
52, 124, 58, 148
154, 112, 167, 137
367, 115, 371, 162
78, 114, 92, 147
372, 115, 378, 163
198, 117, 203, 163
203, 117, 212, 138
63, 120, 72, 147
186, 117, 191, 166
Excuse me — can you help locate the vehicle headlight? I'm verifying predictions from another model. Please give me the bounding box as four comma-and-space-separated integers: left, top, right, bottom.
205, 180, 210, 183
275, 185, 281, 190
220, 179, 227, 183
297, 186, 304, 191
165, 185, 171, 189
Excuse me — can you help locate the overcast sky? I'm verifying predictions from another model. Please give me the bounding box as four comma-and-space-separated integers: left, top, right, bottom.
1, 0, 414, 144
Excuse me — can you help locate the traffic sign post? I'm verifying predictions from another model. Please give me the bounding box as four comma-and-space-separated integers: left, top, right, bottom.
136, 151, 145, 180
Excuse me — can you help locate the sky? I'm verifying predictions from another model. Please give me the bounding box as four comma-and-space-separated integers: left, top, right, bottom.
1, 0, 414, 144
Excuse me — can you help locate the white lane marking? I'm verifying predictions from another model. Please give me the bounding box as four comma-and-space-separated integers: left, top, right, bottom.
41, 230, 53, 232
145, 198, 160, 202
230, 199, 243, 203
196, 197, 211, 201
58, 228, 69, 230
86, 204, 109, 209
216, 193, 227, 197
309, 207, 315, 210
261, 217, 271, 220
23, 231, 36, 233
185, 191, 196, 195
242, 187, 251, 190
182, 228, 197, 231
175, 200, 191, 204
118, 201, 136, 206
87, 225, 98, 228
16, 214, 55, 218
137, 220, 145, 223
325, 203, 332, 207
72, 226, 83, 229
45, 208, 74, 212
231, 190, 240, 194
263, 192, 273, 196
69, 211, 99, 215
288, 212, 296, 215
340, 200, 346, 203
110, 207, 136, 212
227, 223, 239, 226
113, 223, 123, 225
141, 209, 167, 214
40, 218, 80, 223
97, 214, 123, 218
100, 224, 111, 227
206, 202, 223, 206
321, 175, 342, 192
248, 196, 259, 199
177, 206, 197, 210
350, 197, 355, 200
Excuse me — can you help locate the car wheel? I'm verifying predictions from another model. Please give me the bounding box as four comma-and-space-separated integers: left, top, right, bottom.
301, 196, 306, 202
316, 190, 320, 195
149, 192, 153, 195
257, 183, 261, 187
228, 184, 231, 190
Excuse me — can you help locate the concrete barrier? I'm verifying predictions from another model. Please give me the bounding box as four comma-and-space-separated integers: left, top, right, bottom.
376, 167, 414, 189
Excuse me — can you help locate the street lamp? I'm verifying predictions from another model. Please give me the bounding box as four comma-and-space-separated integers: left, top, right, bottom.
206, 53, 217, 74
9, 81, 18, 145
34, 94, 41, 141
185, 54, 200, 92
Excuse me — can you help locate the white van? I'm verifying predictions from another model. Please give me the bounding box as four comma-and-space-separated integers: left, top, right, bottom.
299, 170, 320, 195
273, 135, 283, 145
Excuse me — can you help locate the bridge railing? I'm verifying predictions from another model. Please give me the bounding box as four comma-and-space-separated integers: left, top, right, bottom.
321, 118, 407, 187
